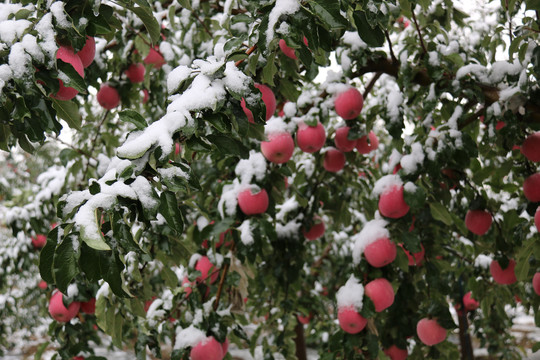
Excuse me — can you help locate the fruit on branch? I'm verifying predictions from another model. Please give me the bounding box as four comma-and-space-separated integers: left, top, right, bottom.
398, 243, 425, 266
125, 63, 145, 83
465, 209, 492, 235
356, 131, 379, 154
52, 46, 84, 101
73, 356, 85, 360
378, 185, 410, 219
417, 318, 447, 346
496, 121, 506, 130
337, 306, 367, 334
364, 237, 396, 267
334, 88, 364, 120
296, 121, 326, 153
97, 84, 120, 109
38, 280, 47, 289
533, 273, 540, 296
462, 291, 479, 311
303, 217, 325, 240
237, 188, 269, 215
142, 89, 149, 104
521, 132, 540, 162
490, 259, 517, 285
31, 234, 47, 248
182, 276, 193, 297
334, 127, 357, 152
261, 132, 295, 164
323, 148, 346, 172
364, 278, 395, 312
195, 256, 219, 284
297, 313, 313, 324
383, 345, 408, 360
241, 83, 276, 122
523, 173, 540, 202
144, 47, 166, 68
80, 298, 96, 314
175, 143, 182, 156
190, 336, 224, 360
76, 36, 96, 68
535, 207, 540, 232
48, 291, 81, 323
221, 338, 229, 355
144, 296, 157, 312
279, 39, 297, 60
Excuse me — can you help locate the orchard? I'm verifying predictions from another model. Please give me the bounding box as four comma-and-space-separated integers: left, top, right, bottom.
1, 0, 540, 359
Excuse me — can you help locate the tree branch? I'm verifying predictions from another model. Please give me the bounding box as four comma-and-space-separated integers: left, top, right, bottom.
385, 30, 397, 64
363, 72, 382, 100
411, 9, 428, 55
213, 242, 236, 311
235, 44, 258, 67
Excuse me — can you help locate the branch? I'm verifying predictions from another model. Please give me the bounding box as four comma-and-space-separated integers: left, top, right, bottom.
235, 44, 258, 67
385, 30, 397, 64
213, 241, 236, 311
52, 136, 96, 160
411, 9, 428, 55
363, 72, 382, 100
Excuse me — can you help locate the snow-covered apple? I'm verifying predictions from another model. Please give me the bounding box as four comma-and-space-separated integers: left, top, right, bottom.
364, 237, 396, 267
490, 259, 517, 285
52, 46, 84, 101
190, 336, 223, 360
261, 132, 295, 164
125, 63, 145, 83
398, 243, 425, 266
80, 298, 96, 314
364, 278, 395, 312
76, 36, 95, 68
383, 345, 408, 360
465, 209, 492, 235
195, 255, 219, 284
48, 291, 80, 323
533, 273, 540, 296
279, 39, 297, 60
334, 127, 357, 152
296, 121, 326, 153
237, 188, 269, 215
337, 306, 367, 334
523, 173, 540, 202
97, 84, 120, 109
356, 131, 379, 154
416, 318, 447, 346
303, 218, 325, 240
334, 88, 364, 120
323, 148, 346, 172
378, 185, 410, 219
521, 132, 540, 162
32, 234, 47, 248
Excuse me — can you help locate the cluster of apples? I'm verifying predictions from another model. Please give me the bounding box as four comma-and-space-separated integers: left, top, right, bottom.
48, 290, 95, 322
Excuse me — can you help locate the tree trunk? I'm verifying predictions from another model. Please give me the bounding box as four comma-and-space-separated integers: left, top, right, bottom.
458, 311, 475, 360
294, 320, 307, 360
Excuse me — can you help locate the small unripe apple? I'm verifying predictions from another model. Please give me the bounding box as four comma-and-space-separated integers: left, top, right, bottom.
535, 207, 540, 232
144, 47, 166, 68
261, 132, 295, 164
38, 280, 48, 289
52, 46, 84, 101
465, 209, 492, 235
378, 185, 410, 219
97, 84, 120, 109
303, 218, 325, 240
417, 318, 447, 346
356, 131, 379, 154
190, 336, 223, 360
195, 255, 219, 284
80, 298, 96, 314
462, 291, 479, 311
125, 63, 145, 83
383, 345, 408, 360
364, 278, 395, 312
32, 234, 47, 248
297, 313, 313, 324
76, 36, 96, 68
296, 122, 326, 153
337, 306, 367, 334
279, 39, 297, 60
48, 291, 81, 323
334, 127, 357, 152
334, 88, 364, 120
533, 273, 540, 296
364, 237, 396, 267
524, 173, 540, 202
398, 243, 425, 266
237, 188, 269, 215
323, 148, 346, 172
490, 259, 517, 285
521, 132, 540, 162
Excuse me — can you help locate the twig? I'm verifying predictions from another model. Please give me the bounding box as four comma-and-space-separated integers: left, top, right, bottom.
312, 244, 332, 269
52, 135, 96, 160
235, 44, 258, 67
362, 72, 382, 100
192, 11, 212, 36
213, 242, 237, 311
506, 0, 513, 42
411, 9, 427, 55
385, 30, 397, 64
458, 107, 485, 130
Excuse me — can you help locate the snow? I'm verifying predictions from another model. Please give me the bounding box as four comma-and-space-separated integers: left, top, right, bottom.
0, 19, 31, 45
373, 174, 403, 196
276, 197, 298, 221
264, 117, 291, 136
283, 102, 297, 117
174, 325, 207, 350
387, 90, 403, 123
158, 166, 189, 181
336, 275, 364, 310
352, 219, 390, 264
50, 2, 70, 28
96, 281, 110, 299
234, 151, 267, 185
239, 219, 254, 245
474, 254, 493, 269
35, 13, 58, 64
131, 176, 159, 210
265, 0, 301, 47
404, 181, 417, 193
167, 65, 191, 93
400, 142, 425, 174
276, 220, 302, 238
341, 31, 367, 51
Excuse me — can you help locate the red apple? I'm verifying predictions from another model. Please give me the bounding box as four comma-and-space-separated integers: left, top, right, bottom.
356, 131, 379, 154
190, 336, 223, 360
416, 318, 447, 346
398, 243, 425, 266
261, 132, 295, 164
297, 313, 313, 324
76, 36, 95, 68
175, 143, 182, 156
496, 121, 506, 130
52, 46, 84, 101
323, 148, 346, 172
337, 306, 367, 334
125, 63, 145, 83
334, 88, 364, 120
38, 280, 48, 289
73, 356, 85, 360
334, 127, 357, 152
535, 207, 540, 232
303, 218, 325, 240
365, 278, 395, 312
80, 298, 96, 314
521, 132, 540, 162
48, 291, 80, 323
255, 83, 276, 120
490, 259, 517, 285
279, 39, 297, 60
533, 273, 540, 295
142, 89, 149, 103
195, 256, 219, 284
240, 98, 255, 123
144, 47, 166, 68
221, 338, 229, 355
296, 122, 326, 153
182, 276, 193, 297
97, 84, 120, 109
378, 185, 410, 219
32, 234, 47, 248
383, 345, 408, 360
524, 173, 540, 202
237, 188, 269, 215
364, 237, 396, 267
462, 291, 479, 311
465, 209, 492, 235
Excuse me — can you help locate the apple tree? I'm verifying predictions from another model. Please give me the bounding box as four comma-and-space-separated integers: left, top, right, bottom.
1, 0, 540, 359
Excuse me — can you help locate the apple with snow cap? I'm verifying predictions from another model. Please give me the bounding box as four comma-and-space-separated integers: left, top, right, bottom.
237, 188, 269, 215
190, 336, 223, 360
490, 259, 517, 285
524, 173, 540, 202
323, 148, 346, 172
48, 291, 80, 322
383, 345, 408, 360
334, 127, 357, 152
279, 39, 297, 60
338, 306, 367, 334
76, 36, 96, 68
296, 121, 326, 153
417, 318, 447, 346
241, 83, 277, 122
379, 185, 410, 219
125, 63, 145, 83
334, 87, 364, 120
521, 132, 540, 162
365, 278, 395, 312
261, 132, 295, 164
356, 131, 379, 154
462, 291, 479, 311
364, 237, 396, 267
52, 46, 84, 101
97, 84, 120, 109
195, 255, 219, 284
533, 273, 540, 296
303, 217, 325, 240
465, 209, 492, 235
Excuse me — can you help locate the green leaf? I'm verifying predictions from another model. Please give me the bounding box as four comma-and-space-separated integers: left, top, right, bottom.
51, 98, 81, 130
262, 52, 277, 86
80, 209, 112, 251
207, 134, 249, 158
131, 6, 161, 44
53, 236, 80, 293
159, 191, 184, 235
57, 60, 87, 93
353, 11, 385, 47
308, 0, 347, 30
34, 341, 50, 360
39, 227, 60, 284
161, 266, 178, 288
526, 0, 540, 11
119, 109, 148, 130
429, 202, 453, 226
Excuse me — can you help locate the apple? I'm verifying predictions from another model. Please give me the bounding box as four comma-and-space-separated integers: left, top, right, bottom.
296, 121, 326, 153
383, 345, 408, 360
97, 84, 120, 109
52, 46, 84, 101
48, 291, 81, 323
323, 148, 346, 172
398, 243, 425, 266
378, 185, 410, 219
142, 89, 149, 103
462, 291, 479, 311
356, 131, 379, 154
144, 296, 157, 312
195, 255, 219, 284
303, 218, 325, 240
261, 132, 295, 164
496, 121, 506, 130
533, 273, 540, 296
490, 259, 517, 285
31, 234, 47, 248
190, 336, 223, 360
535, 207, 540, 232
337, 306, 367, 334
364, 237, 396, 267
334, 88, 364, 120
241, 83, 276, 122
144, 47, 166, 68
297, 313, 313, 324
465, 209, 492, 235
237, 188, 269, 215
521, 132, 540, 162
334, 127, 357, 152
125, 63, 145, 83
80, 298, 96, 314
416, 318, 447, 346
76, 36, 95, 68
175, 143, 182, 156
221, 338, 229, 355
364, 278, 395, 312
38, 280, 48, 289
182, 276, 193, 297
279, 39, 297, 60
524, 173, 540, 202
73, 356, 85, 360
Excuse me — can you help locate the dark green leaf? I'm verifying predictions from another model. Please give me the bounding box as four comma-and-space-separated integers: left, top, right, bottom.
353, 11, 385, 47
159, 191, 184, 235
119, 109, 148, 130
53, 236, 80, 293
308, 0, 347, 30
51, 99, 81, 130
207, 134, 249, 158
131, 6, 161, 44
